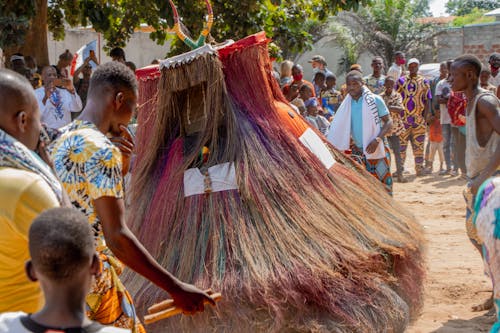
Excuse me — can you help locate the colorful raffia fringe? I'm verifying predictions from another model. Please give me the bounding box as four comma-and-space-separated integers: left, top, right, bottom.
123, 33, 425, 333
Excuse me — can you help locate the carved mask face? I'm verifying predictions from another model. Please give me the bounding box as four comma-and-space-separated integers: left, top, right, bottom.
179, 83, 207, 136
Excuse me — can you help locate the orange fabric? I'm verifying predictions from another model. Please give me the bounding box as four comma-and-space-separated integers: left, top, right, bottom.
429, 119, 443, 143
274, 101, 309, 137
87, 253, 145, 333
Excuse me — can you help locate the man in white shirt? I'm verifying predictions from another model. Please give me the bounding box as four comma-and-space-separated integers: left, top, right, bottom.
34, 66, 82, 129
386, 51, 406, 82
435, 60, 453, 174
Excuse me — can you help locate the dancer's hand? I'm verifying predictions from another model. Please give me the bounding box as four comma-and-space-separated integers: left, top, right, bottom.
109, 124, 134, 176
170, 282, 216, 315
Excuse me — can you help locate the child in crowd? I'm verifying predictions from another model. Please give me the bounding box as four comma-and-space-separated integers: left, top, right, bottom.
427, 115, 445, 174
380, 76, 406, 183
479, 68, 498, 94
303, 96, 330, 135
320, 74, 343, 120
313, 71, 326, 96
299, 84, 314, 113
287, 83, 306, 114
0, 208, 128, 333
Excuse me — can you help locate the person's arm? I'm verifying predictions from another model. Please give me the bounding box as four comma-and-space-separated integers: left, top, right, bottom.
87, 144, 213, 313
41, 83, 55, 106
366, 114, 392, 154
93, 197, 214, 312
63, 81, 83, 112
422, 80, 431, 118
470, 95, 500, 194
388, 105, 404, 113
73, 59, 88, 85
377, 114, 393, 139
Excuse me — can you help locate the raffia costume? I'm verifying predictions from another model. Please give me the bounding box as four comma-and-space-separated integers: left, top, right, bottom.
123, 4, 425, 332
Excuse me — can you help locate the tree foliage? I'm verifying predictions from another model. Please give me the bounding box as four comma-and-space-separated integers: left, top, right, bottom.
0, 0, 36, 49
1, 0, 370, 63
446, 0, 500, 16
328, 0, 438, 73
451, 7, 495, 26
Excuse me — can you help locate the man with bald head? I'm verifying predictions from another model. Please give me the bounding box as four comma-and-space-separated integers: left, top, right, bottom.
34, 66, 82, 129
0, 69, 63, 312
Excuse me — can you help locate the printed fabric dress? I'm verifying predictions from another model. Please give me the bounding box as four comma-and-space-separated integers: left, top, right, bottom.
473, 177, 500, 333
381, 90, 405, 137
50, 120, 145, 333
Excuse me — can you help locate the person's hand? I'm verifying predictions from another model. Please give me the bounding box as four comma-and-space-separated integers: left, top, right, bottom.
169, 282, 216, 315
37, 141, 54, 169
44, 82, 55, 98
62, 78, 76, 93
366, 138, 380, 154
89, 50, 99, 65
43, 82, 55, 104
109, 124, 134, 176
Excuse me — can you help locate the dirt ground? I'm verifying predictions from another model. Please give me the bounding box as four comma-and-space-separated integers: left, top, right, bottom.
396, 157, 494, 333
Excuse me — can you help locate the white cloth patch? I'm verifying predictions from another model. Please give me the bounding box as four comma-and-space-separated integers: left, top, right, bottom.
184, 162, 238, 197
299, 128, 336, 170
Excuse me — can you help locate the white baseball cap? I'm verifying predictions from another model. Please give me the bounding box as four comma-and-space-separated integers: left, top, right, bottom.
408, 58, 420, 66
10, 55, 24, 62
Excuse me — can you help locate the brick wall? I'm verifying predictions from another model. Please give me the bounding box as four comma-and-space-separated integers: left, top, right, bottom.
437, 22, 500, 63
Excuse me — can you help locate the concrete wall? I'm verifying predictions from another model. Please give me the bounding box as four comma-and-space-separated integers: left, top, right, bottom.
437, 22, 500, 63
48, 28, 171, 69
292, 21, 500, 84
294, 35, 377, 86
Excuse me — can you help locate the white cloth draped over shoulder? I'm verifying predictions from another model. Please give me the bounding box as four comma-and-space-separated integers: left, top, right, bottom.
326, 87, 386, 160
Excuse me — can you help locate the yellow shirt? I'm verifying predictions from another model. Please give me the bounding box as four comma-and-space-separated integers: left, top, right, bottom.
0, 167, 59, 313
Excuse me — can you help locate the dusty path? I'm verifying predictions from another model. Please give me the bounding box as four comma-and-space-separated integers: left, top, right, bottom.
396, 163, 494, 332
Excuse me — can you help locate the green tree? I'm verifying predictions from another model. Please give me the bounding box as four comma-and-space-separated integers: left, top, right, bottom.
446, 0, 500, 16
451, 7, 495, 26
328, 0, 438, 74
1, 0, 369, 67
413, 0, 432, 17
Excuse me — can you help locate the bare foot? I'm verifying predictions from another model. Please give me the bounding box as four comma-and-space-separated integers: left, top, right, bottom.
472, 295, 494, 312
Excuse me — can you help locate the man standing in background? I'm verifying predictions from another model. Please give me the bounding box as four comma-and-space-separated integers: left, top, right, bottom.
396, 58, 432, 177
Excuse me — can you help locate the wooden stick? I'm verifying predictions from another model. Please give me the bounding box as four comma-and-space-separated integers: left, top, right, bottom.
147, 299, 175, 315
147, 289, 214, 314
144, 292, 222, 325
